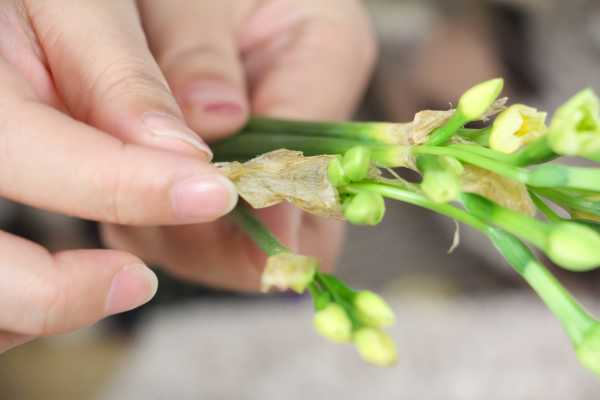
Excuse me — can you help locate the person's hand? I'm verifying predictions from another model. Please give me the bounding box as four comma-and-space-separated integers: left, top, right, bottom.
0, 1, 241, 352
101, 0, 377, 291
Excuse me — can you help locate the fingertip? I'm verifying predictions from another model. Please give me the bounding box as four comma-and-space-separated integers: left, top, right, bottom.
105, 262, 158, 316
170, 174, 239, 223
141, 111, 214, 160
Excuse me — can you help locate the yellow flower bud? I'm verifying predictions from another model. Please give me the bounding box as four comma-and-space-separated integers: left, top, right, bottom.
354, 291, 396, 328
490, 104, 547, 153
313, 303, 353, 343
353, 328, 397, 367
458, 78, 504, 121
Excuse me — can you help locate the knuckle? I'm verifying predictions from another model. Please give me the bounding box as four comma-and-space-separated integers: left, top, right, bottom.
82, 58, 177, 120
102, 144, 166, 225
104, 144, 134, 225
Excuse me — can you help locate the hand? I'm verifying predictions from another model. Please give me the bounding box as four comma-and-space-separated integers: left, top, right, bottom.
0, 0, 240, 352
102, 0, 377, 291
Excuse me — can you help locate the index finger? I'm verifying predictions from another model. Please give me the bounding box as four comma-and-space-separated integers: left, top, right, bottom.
0, 62, 237, 225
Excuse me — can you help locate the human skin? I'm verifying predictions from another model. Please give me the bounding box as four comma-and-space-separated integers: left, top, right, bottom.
0, 0, 376, 352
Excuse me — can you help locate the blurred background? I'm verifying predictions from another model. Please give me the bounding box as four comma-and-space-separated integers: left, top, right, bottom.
2, 0, 600, 398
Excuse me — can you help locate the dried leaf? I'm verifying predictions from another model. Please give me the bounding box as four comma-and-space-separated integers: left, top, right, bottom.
447, 220, 461, 254
402, 98, 508, 145
461, 165, 535, 215
217, 149, 344, 218
261, 252, 318, 294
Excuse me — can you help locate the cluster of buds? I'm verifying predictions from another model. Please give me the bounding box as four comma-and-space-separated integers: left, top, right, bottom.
327, 146, 386, 225
312, 279, 397, 366
230, 205, 397, 367
221, 78, 600, 375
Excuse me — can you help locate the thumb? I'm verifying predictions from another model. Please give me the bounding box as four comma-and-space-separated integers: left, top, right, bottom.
0, 232, 157, 336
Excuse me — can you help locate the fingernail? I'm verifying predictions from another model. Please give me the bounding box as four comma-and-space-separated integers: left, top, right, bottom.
171, 175, 238, 222
183, 82, 246, 115
105, 263, 158, 316
143, 112, 213, 160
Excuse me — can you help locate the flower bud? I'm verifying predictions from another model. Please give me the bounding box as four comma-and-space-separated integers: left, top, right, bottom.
354, 291, 396, 328
490, 104, 547, 153
353, 328, 397, 367
546, 222, 600, 271
313, 303, 353, 343
458, 78, 504, 121
327, 156, 349, 187
548, 89, 600, 157
343, 192, 386, 226
576, 324, 600, 377
261, 253, 317, 294
342, 146, 371, 182
421, 169, 461, 203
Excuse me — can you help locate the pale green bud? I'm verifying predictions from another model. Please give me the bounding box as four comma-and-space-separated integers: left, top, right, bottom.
343, 192, 386, 226
458, 78, 504, 121
261, 253, 317, 294
421, 169, 461, 203
548, 89, 600, 157
576, 324, 600, 377
490, 104, 547, 153
342, 146, 371, 182
313, 303, 353, 343
327, 156, 349, 187
546, 222, 600, 271
354, 291, 396, 328
353, 328, 397, 367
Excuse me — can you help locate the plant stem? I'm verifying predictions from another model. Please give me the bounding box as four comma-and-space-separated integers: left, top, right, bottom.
447, 143, 515, 163
229, 205, 289, 256
212, 133, 364, 161
461, 193, 550, 250
533, 188, 600, 217
243, 117, 406, 145
509, 137, 558, 166
427, 111, 467, 146
529, 191, 563, 222
457, 127, 491, 145
527, 164, 600, 191
414, 145, 528, 182
345, 181, 489, 232
485, 228, 595, 345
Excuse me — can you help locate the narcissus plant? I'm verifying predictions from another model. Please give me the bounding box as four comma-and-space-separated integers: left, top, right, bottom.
217, 79, 600, 375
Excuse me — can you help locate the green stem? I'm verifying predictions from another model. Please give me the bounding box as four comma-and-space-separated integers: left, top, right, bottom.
529, 191, 563, 222
533, 188, 600, 218
446, 143, 515, 163
457, 127, 491, 145
242, 117, 405, 145
527, 164, 600, 191
447, 139, 556, 167
485, 228, 595, 345
509, 137, 558, 166
229, 205, 289, 256
427, 111, 468, 146
414, 145, 528, 182
460, 193, 550, 250
315, 273, 360, 328
213, 133, 363, 161
344, 181, 489, 232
